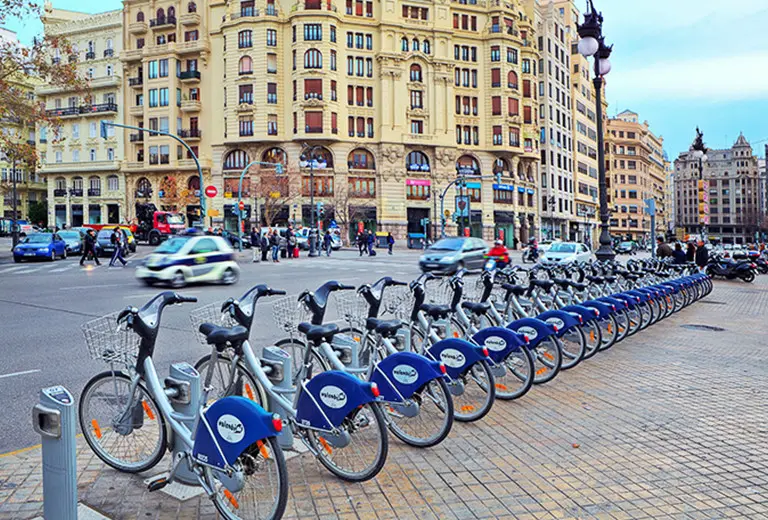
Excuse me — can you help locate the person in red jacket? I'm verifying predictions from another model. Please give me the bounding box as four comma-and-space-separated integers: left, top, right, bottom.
486, 240, 510, 268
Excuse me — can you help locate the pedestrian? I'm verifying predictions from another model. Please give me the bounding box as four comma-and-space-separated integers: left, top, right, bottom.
367, 230, 375, 256
287, 230, 297, 259
672, 242, 687, 264
656, 236, 673, 259
322, 231, 332, 256
686, 242, 696, 263
250, 227, 260, 263
695, 240, 708, 272
387, 232, 395, 255
357, 231, 365, 256
270, 230, 280, 263
109, 227, 127, 267
80, 229, 101, 266
260, 231, 269, 262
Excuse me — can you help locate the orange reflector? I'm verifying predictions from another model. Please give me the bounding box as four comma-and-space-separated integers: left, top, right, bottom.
244, 383, 255, 401
256, 440, 270, 459
91, 419, 102, 439
536, 367, 548, 376
496, 383, 508, 391
590, 330, 596, 342
353, 336, 361, 343
452, 331, 460, 338
460, 405, 476, 413
619, 327, 625, 332
223, 489, 239, 509
543, 352, 554, 361
318, 437, 333, 454
142, 401, 155, 421
607, 323, 613, 333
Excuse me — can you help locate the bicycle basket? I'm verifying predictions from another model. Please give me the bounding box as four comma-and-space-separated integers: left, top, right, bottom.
334, 293, 369, 329
189, 302, 237, 345
271, 294, 311, 334
381, 285, 411, 317
462, 275, 483, 302
81, 313, 141, 365
426, 278, 455, 305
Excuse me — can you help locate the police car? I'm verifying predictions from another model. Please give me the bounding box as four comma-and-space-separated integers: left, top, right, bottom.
135, 235, 239, 288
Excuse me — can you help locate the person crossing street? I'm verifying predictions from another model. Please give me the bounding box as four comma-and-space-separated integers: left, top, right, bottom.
108, 227, 127, 267
80, 229, 100, 267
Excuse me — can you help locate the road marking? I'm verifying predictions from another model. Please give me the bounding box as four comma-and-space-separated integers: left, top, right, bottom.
0, 369, 41, 380
59, 282, 136, 290
49, 265, 74, 273
0, 265, 28, 273
13, 267, 43, 274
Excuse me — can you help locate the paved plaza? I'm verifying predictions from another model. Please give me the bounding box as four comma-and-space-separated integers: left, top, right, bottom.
0, 249, 767, 519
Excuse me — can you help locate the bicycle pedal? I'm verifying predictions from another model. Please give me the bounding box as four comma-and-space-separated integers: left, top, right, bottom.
147, 476, 169, 492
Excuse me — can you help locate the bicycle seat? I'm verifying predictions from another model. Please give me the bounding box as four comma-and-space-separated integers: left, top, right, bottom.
586, 275, 604, 283
419, 303, 451, 320
530, 279, 555, 291
553, 278, 571, 290
502, 283, 527, 296
365, 318, 402, 337
198, 323, 249, 347
570, 281, 588, 291
604, 275, 617, 283
298, 322, 339, 344
461, 301, 491, 315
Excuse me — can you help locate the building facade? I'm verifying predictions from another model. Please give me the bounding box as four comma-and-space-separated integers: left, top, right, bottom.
605, 110, 667, 243
674, 134, 762, 245
37, 7, 125, 228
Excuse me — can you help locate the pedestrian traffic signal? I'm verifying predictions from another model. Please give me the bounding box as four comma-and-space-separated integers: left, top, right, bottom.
100, 120, 109, 140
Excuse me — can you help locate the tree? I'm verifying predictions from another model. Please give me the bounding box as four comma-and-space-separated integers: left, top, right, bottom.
325, 185, 370, 246
251, 166, 299, 227
28, 199, 46, 226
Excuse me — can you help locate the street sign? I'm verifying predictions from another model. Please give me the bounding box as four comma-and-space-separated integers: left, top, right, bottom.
204, 185, 218, 198
238, 200, 245, 211
444, 209, 451, 217
206, 208, 220, 217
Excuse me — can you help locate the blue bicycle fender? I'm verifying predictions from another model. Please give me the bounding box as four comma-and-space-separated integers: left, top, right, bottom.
471, 327, 528, 365
581, 300, 614, 317
626, 289, 651, 303
369, 351, 443, 402
610, 293, 639, 309
535, 309, 582, 338
426, 338, 488, 380
193, 396, 280, 469
560, 304, 600, 322
296, 370, 378, 431
506, 317, 557, 348
597, 296, 629, 310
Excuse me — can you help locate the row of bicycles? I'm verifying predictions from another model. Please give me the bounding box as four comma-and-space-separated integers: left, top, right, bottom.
77, 257, 712, 519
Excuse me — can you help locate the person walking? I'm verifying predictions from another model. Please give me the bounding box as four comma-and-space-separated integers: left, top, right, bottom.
109, 227, 127, 267
656, 236, 673, 259
270, 231, 280, 263
357, 231, 365, 256
367, 230, 375, 256
387, 232, 395, 255
695, 240, 709, 272
323, 231, 332, 256
686, 242, 696, 263
251, 227, 261, 263
261, 231, 269, 262
80, 229, 101, 266
672, 242, 687, 264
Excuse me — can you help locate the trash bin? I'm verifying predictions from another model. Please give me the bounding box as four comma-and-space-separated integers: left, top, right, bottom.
407, 233, 426, 249
376, 232, 388, 248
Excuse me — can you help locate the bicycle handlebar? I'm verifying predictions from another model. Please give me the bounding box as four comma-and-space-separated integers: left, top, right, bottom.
174, 294, 198, 304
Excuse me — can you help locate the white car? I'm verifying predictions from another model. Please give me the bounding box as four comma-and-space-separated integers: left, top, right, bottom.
136, 235, 239, 288
540, 242, 593, 264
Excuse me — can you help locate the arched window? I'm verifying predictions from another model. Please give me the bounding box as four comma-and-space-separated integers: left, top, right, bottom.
423, 40, 430, 54
348, 148, 376, 170
304, 48, 322, 69
456, 155, 480, 175
517, 162, 525, 180
167, 6, 175, 18
300, 146, 333, 168
406, 151, 430, 172
527, 164, 534, 182
492, 158, 509, 175
55, 177, 66, 190
239, 55, 253, 74
262, 147, 287, 165
136, 10, 144, 22
401, 37, 408, 52
187, 176, 200, 192
107, 175, 119, 191
223, 149, 249, 170
410, 64, 422, 82
508, 70, 518, 89
238, 30, 252, 48
188, 1, 197, 12
106, 38, 113, 50
89, 176, 101, 191
156, 7, 164, 20
412, 39, 419, 52
136, 177, 152, 197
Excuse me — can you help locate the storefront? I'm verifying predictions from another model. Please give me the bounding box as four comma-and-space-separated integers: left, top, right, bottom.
71, 204, 83, 227
224, 203, 251, 232
349, 206, 377, 241
494, 210, 516, 248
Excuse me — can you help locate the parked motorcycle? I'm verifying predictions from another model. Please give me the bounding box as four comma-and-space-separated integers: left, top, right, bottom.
706, 255, 756, 282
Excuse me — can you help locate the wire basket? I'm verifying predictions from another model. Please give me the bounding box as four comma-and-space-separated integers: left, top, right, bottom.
189, 302, 238, 345
381, 285, 411, 317
271, 294, 311, 334
81, 313, 141, 365
426, 278, 455, 305
334, 293, 369, 329
462, 275, 484, 302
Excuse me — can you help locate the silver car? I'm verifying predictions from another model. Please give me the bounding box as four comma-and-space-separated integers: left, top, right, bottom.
540, 242, 593, 264
419, 237, 488, 274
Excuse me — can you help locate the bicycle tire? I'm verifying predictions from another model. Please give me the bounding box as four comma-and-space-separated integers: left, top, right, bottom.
452, 360, 495, 422
194, 355, 268, 406
597, 315, 618, 351
493, 345, 535, 400
306, 402, 389, 482
581, 319, 603, 360
209, 435, 289, 520
559, 327, 586, 370
274, 338, 311, 384
385, 377, 454, 448
531, 337, 562, 385
79, 370, 167, 473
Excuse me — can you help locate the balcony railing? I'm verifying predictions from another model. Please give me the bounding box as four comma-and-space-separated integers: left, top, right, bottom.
305, 126, 323, 134
129, 77, 143, 87
103, 49, 114, 57
70, 189, 83, 197
45, 107, 80, 117
179, 128, 201, 138
88, 188, 101, 197
150, 16, 176, 28
179, 70, 201, 81
304, 93, 323, 100
130, 133, 144, 142
79, 102, 118, 114
53, 189, 66, 197
85, 51, 96, 60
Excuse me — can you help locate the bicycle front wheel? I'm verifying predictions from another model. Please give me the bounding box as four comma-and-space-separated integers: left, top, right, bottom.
386, 377, 454, 448
209, 436, 288, 520
581, 319, 602, 360
194, 355, 267, 406
307, 402, 388, 482
452, 360, 495, 422
79, 370, 167, 473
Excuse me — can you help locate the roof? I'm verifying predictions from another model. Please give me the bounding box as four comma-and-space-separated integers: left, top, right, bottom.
733, 133, 750, 148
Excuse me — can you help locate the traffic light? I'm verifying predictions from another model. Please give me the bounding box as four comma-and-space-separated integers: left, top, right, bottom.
100, 120, 109, 140
644, 198, 656, 216
495, 172, 502, 184
317, 202, 325, 220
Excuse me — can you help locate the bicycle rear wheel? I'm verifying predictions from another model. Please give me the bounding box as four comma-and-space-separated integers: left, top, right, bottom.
559, 327, 586, 370
493, 346, 535, 400
597, 315, 618, 351
194, 355, 267, 406
79, 370, 166, 473
385, 377, 454, 448
581, 319, 602, 360
532, 337, 562, 384
209, 436, 288, 520
452, 360, 495, 422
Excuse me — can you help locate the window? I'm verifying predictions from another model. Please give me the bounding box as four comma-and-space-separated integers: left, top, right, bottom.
267, 115, 278, 135
410, 120, 423, 134
238, 30, 252, 48
330, 50, 336, 70
106, 64, 113, 76
508, 97, 519, 116
159, 88, 169, 106
366, 34, 373, 50
158, 58, 168, 77
410, 64, 422, 82
239, 55, 253, 74
349, 177, 375, 197
89, 148, 97, 161
267, 53, 277, 73
89, 122, 97, 138
493, 125, 502, 145
148, 60, 158, 78
508, 70, 518, 89
239, 117, 254, 136
491, 96, 501, 115
72, 149, 80, 162
330, 25, 336, 42
491, 68, 501, 87
490, 46, 500, 61
267, 82, 277, 103
424, 40, 430, 54
412, 39, 420, 52
239, 84, 253, 104
402, 5, 428, 20
72, 123, 80, 139
410, 90, 423, 109
224, 149, 249, 169
305, 78, 322, 99
304, 49, 322, 68
305, 111, 323, 133
406, 184, 430, 200
509, 127, 520, 147
304, 23, 322, 41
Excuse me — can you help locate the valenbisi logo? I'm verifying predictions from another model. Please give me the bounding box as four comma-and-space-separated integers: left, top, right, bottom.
392, 364, 419, 385
546, 318, 565, 330
440, 348, 466, 368
484, 336, 507, 352
217, 414, 245, 444
319, 385, 348, 409
517, 326, 538, 340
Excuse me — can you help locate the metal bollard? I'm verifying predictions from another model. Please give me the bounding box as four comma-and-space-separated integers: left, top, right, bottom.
262, 347, 294, 449
165, 362, 202, 485
32, 386, 77, 520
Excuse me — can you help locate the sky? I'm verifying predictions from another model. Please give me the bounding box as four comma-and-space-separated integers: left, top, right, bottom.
5, 0, 768, 159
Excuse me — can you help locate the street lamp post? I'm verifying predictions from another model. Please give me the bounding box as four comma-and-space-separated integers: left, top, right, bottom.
236, 160, 283, 252
10, 157, 18, 247
690, 128, 708, 241
300, 143, 324, 257
578, 0, 614, 262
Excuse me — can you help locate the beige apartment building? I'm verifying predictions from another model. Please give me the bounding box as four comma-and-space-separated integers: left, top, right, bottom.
605, 110, 667, 243
37, 6, 125, 228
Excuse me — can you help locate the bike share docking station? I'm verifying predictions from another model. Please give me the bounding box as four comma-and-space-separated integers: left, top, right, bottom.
262, 346, 295, 450
32, 386, 108, 520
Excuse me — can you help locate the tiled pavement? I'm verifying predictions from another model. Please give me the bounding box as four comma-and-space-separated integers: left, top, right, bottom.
2, 277, 768, 519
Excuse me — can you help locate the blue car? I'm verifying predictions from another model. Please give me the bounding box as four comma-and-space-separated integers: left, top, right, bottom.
13, 233, 68, 263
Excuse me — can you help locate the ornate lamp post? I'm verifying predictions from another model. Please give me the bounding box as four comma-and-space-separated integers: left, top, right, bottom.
577, 0, 614, 261
300, 143, 325, 257
690, 128, 708, 241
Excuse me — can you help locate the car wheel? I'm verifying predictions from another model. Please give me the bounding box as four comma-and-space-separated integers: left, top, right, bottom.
142, 279, 156, 287
221, 267, 238, 285
51, 251, 56, 262
170, 271, 186, 288
149, 234, 161, 246
62, 248, 68, 259
14, 257, 21, 263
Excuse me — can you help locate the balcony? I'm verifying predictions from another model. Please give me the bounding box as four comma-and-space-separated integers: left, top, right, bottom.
70, 189, 84, 197
177, 39, 209, 54
129, 105, 144, 116
230, 7, 259, 19
123, 48, 143, 61
79, 102, 118, 115
181, 99, 201, 112
88, 188, 101, 197
305, 125, 323, 134
179, 128, 201, 140
85, 51, 96, 60
179, 70, 201, 82
129, 76, 143, 87
45, 107, 80, 118
103, 49, 114, 58
150, 16, 176, 29
128, 21, 147, 34
53, 189, 66, 197
43, 161, 120, 173
180, 12, 200, 25
130, 133, 144, 142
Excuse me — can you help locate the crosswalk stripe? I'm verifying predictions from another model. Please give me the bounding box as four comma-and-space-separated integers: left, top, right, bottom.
13, 267, 42, 274
49, 266, 72, 273
0, 265, 28, 273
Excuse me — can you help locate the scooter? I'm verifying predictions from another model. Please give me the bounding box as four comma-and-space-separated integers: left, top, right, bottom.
706, 256, 756, 283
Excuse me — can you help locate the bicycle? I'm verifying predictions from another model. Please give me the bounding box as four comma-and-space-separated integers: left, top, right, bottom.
79, 291, 288, 520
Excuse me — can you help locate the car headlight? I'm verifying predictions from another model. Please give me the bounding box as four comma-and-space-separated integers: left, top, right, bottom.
37, 247, 49, 252
439, 256, 455, 263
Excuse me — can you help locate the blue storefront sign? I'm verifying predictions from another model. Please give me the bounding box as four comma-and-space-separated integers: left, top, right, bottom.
493, 183, 515, 191
527, 188, 535, 195
517, 186, 526, 193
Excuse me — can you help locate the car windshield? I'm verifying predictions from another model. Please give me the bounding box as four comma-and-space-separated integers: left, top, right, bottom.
428, 238, 464, 251
97, 230, 114, 239
167, 214, 185, 225
156, 236, 190, 254
22, 233, 51, 244
619, 242, 633, 248
59, 231, 80, 239
549, 243, 577, 253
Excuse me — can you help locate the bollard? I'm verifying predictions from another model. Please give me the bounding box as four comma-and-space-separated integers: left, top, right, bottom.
165, 362, 202, 485
32, 386, 77, 520
262, 347, 294, 449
